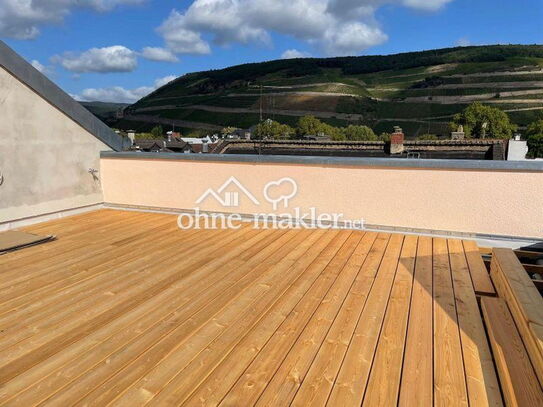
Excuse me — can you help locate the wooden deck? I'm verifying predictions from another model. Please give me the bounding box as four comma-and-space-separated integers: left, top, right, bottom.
0, 209, 504, 406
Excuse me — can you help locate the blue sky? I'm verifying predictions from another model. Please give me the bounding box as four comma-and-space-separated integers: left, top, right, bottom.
1, 0, 542, 103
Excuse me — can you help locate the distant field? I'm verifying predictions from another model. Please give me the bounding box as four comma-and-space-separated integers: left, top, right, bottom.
157, 108, 350, 129
374, 102, 464, 119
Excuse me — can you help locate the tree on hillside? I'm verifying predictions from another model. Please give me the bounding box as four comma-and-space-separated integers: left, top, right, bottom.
221, 126, 238, 136
342, 125, 377, 141
379, 132, 392, 142
295, 116, 343, 140
186, 129, 208, 138
253, 120, 294, 139
450, 102, 516, 139
296, 116, 326, 137
150, 125, 164, 139
526, 120, 543, 158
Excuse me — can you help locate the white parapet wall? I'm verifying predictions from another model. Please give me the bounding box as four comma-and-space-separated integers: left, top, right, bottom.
100, 153, 543, 240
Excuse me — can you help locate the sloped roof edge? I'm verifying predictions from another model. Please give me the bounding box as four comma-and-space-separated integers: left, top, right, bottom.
0, 40, 129, 151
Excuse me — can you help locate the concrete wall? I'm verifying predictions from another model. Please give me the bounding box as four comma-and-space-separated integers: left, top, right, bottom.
100, 154, 543, 239
0, 66, 110, 225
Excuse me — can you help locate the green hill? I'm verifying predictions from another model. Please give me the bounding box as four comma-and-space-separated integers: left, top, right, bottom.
115, 45, 543, 138
81, 101, 128, 119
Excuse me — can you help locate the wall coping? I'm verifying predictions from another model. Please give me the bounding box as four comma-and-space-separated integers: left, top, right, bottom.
0, 40, 129, 151
100, 151, 543, 171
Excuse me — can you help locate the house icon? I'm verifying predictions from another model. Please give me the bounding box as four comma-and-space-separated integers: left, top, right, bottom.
195, 176, 260, 208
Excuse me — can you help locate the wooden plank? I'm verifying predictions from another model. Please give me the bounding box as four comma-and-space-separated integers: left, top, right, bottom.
107, 229, 336, 407
165, 232, 374, 407
1, 227, 290, 404
490, 251, 543, 387
250, 232, 375, 407
433, 238, 468, 407
287, 233, 381, 406
181, 231, 364, 407
0, 224, 266, 383
398, 236, 433, 407
0, 211, 158, 281
0, 210, 154, 269
327, 233, 405, 406
361, 235, 418, 406
492, 248, 543, 326
448, 239, 503, 407
515, 250, 543, 260
0, 225, 259, 358
220, 233, 390, 407
8, 228, 318, 406
0, 216, 191, 319
481, 297, 543, 407
523, 263, 543, 275
463, 240, 496, 296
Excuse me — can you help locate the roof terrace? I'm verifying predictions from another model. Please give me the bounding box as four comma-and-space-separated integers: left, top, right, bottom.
3, 209, 541, 406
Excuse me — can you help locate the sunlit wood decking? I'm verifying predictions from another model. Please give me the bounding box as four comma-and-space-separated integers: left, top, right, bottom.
0, 209, 504, 406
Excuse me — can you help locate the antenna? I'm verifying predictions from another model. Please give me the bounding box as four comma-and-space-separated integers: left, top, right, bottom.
260, 85, 263, 122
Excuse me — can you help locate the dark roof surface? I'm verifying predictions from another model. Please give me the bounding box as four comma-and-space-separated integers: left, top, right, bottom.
134, 138, 192, 153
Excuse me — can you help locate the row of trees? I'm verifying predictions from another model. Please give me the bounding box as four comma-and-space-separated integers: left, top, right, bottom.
252, 103, 542, 157
254, 103, 521, 142
253, 116, 385, 141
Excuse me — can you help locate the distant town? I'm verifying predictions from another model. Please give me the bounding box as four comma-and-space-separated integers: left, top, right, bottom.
110, 102, 539, 161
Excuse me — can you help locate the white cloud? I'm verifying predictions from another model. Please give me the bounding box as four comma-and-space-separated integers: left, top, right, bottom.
0, 0, 146, 40
154, 75, 178, 88
157, 11, 212, 55
52, 45, 138, 73
281, 49, 312, 59
328, 0, 452, 17
156, 0, 455, 57
74, 75, 178, 103
321, 22, 388, 56
401, 0, 453, 12
140, 47, 179, 62
456, 37, 471, 47
77, 86, 153, 103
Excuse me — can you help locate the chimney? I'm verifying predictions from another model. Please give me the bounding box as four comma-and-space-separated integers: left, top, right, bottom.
390, 126, 405, 155
127, 130, 136, 145
202, 142, 209, 153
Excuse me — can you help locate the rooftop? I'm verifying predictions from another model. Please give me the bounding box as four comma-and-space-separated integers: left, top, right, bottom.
0, 209, 533, 406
